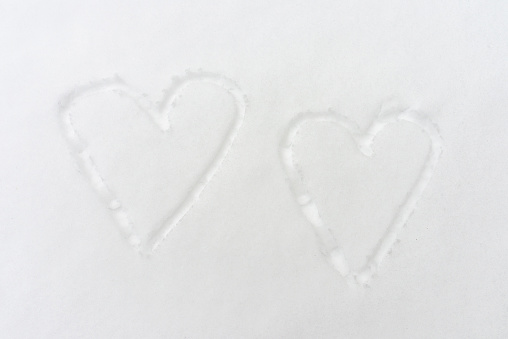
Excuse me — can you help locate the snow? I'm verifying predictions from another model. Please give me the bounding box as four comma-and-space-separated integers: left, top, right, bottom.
1, 0, 507, 337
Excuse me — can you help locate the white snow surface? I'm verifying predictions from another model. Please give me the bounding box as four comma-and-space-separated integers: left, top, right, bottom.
1, 0, 508, 338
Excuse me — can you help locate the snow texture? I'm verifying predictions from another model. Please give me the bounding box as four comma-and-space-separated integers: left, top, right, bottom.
1, 0, 508, 338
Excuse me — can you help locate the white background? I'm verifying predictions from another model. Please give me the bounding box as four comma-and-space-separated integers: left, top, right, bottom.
1, 0, 508, 337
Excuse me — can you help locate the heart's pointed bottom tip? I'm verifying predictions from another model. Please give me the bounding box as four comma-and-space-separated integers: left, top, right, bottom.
135, 243, 156, 258
328, 248, 350, 276
354, 270, 374, 287
126, 235, 145, 252
345, 274, 356, 286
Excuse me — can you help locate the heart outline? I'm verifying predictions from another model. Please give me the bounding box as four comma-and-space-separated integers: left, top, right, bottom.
59, 71, 247, 254
280, 106, 442, 286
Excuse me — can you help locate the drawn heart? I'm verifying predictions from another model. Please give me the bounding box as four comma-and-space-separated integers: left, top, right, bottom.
280, 106, 442, 285
59, 71, 246, 254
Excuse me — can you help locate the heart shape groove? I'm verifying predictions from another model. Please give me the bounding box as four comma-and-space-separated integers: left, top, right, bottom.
59, 71, 247, 254
280, 107, 442, 286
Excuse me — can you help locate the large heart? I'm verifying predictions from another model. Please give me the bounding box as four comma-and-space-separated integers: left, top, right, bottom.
280, 106, 442, 285
58, 71, 246, 254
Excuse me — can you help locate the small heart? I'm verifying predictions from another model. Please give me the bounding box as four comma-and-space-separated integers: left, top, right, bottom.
280, 105, 442, 286
59, 71, 247, 254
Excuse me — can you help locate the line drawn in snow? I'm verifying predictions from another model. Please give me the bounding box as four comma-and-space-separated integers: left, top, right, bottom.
280, 104, 442, 286
58, 70, 247, 254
